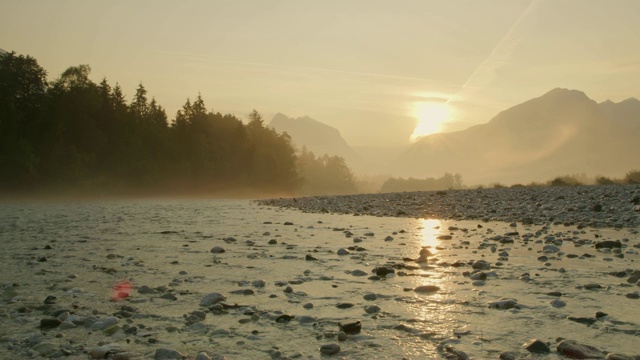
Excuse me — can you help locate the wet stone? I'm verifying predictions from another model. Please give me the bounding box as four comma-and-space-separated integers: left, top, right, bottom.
320, 343, 340, 356
523, 339, 550, 353
414, 285, 440, 293
488, 298, 519, 310
210, 246, 225, 254
557, 339, 604, 359
40, 318, 62, 329
339, 320, 361, 334
363, 293, 377, 301
567, 316, 597, 326
364, 305, 380, 314
154, 348, 183, 360
159, 293, 177, 300
351, 270, 368, 276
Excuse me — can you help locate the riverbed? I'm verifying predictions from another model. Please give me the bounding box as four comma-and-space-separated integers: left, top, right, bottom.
0, 196, 638, 359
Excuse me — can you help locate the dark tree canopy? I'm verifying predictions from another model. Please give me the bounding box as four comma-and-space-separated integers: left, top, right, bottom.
0, 51, 312, 197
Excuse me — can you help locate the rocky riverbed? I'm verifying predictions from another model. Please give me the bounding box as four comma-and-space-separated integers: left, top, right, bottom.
258, 185, 640, 229
0, 195, 639, 359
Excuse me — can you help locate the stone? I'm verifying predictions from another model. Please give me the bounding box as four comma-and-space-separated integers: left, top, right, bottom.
89, 343, 125, 359
91, 317, 119, 330
200, 292, 226, 306
339, 321, 361, 334
373, 265, 395, 277
159, 293, 177, 300
154, 348, 183, 360
470, 272, 487, 281
595, 240, 621, 249
414, 285, 440, 293
275, 314, 294, 323
584, 283, 602, 290
350, 270, 368, 276
363, 293, 377, 301
488, 298, 519, 310
364, 305, 380, 314
320, 343, 340, 355
567, 316, 597, 326
523, 338, 550, 353
443, 345, 470, 360
210, 246, 225, 254
337, 248, 350, 255
543, 245, 561, 253
606, 354, 640, 360
472, 260, 490, 270
499, 351, 521, 360
336, 302, 355, 309
40, 318, 62, 329
138, 285, 159, 294
557, 339, 604, 359
195, 352, 212, 360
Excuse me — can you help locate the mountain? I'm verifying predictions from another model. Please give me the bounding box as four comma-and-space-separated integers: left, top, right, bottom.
599, 97, 640, 131
269, 112, 359, 161
391, 88, 640, 185
0, 48, 7, 55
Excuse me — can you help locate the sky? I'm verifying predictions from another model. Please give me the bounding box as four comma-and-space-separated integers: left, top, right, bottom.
1, 0, 639, 147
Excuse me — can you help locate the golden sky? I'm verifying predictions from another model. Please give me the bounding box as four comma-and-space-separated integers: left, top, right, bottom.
1, 0, 639, 147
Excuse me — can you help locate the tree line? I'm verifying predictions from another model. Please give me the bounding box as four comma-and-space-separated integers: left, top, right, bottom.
380, 173, 463, 193
0, 51, 355, 197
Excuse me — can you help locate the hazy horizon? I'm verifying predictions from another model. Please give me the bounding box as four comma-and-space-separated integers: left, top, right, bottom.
2, 0, 640, 147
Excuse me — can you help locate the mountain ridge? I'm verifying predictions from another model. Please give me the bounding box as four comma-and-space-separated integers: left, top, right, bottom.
391, 88, 639, 185
268, 113, 358, 161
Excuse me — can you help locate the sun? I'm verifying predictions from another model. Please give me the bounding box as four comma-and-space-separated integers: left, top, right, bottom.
410, 101, 451, 142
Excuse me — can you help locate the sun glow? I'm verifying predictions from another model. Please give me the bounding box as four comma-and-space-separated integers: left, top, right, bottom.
410, 101, 451, 142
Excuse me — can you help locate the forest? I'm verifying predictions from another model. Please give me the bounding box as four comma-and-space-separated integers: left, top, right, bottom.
0, 51, 357, 197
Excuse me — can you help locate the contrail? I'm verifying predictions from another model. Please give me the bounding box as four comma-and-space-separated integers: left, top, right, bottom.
450, 0, 542, 103
152, 50, 457, 86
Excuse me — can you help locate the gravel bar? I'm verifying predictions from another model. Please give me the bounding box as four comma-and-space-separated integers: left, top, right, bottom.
259, 185, 640, 229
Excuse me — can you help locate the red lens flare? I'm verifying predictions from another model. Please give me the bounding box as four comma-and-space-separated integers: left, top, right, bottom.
111, 281, 132, 302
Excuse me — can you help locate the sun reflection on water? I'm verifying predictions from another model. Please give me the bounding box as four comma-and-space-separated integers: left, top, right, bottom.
392, 218, 467, 356
415, 218, 444, 253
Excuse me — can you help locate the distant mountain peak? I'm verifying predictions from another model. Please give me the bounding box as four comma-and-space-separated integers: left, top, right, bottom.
620, 97, 640, 105
542, 87, 591, 101
270, 113, 340, 134
268, 113, 356, 159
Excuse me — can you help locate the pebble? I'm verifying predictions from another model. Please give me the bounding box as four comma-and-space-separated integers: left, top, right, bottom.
363, 293, 377, 301
557, 339, 604, 359
350, 270, 368, 276
90, 317, 119, 330
89, 343, 125, 359
523, 339, 550, 353
488, 298, 519, 310
550, 299, 566, 308
154, 348, 184, 360
320, 343, 340, 355
339, 320, 361, 334
200, 293, 226, 306
414, 285, 440, 293
210, 246, 225, 254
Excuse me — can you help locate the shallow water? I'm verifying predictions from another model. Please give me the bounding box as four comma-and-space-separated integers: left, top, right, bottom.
0, 199, 638, 359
